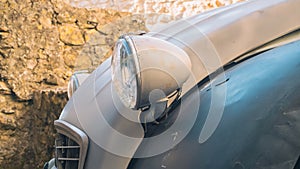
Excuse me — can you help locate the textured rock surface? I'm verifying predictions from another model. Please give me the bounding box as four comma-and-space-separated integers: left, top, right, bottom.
69, 0, 244, 29
0, 89, 68, 169
0, 0, 147, 168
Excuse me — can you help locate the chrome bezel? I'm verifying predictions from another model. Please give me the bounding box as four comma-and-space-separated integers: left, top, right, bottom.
54, 120, 89, 169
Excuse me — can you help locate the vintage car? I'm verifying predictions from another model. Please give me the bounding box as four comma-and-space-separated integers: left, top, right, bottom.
44, 0, 300, 168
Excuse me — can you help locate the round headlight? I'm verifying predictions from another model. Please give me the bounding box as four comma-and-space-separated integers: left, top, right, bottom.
112, 35, 191, 110
67, 70, 90, 98
111, 37, 140, 109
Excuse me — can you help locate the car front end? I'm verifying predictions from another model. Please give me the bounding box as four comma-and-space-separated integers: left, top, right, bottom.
44, 0, 300, 168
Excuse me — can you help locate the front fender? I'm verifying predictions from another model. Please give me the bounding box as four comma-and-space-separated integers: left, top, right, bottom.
58, 58, 145, 169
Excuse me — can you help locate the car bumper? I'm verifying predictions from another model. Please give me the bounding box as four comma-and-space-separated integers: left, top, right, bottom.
43, 158, 56, 169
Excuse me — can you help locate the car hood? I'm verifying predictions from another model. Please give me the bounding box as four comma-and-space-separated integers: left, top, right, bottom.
149, 0, 300, 94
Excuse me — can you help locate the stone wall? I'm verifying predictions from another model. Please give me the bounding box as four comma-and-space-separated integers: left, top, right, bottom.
0, 0, 147, 168
68, 0, 244, 30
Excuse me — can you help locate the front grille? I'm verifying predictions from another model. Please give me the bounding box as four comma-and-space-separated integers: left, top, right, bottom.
54, 120, 89, 169
55, 133, 80, 169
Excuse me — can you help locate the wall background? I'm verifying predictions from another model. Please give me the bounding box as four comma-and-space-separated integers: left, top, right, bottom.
68, 0, 243, 29
0, 0, 242, 168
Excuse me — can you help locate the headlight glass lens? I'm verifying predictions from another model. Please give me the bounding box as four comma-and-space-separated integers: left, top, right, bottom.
67, 70, 90, 99
67, 74, 79, 99
112, 38, 138, 109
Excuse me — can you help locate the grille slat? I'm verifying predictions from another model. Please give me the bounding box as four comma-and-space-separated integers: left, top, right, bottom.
56, 146, 80, 149
58, 158, 80, 161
